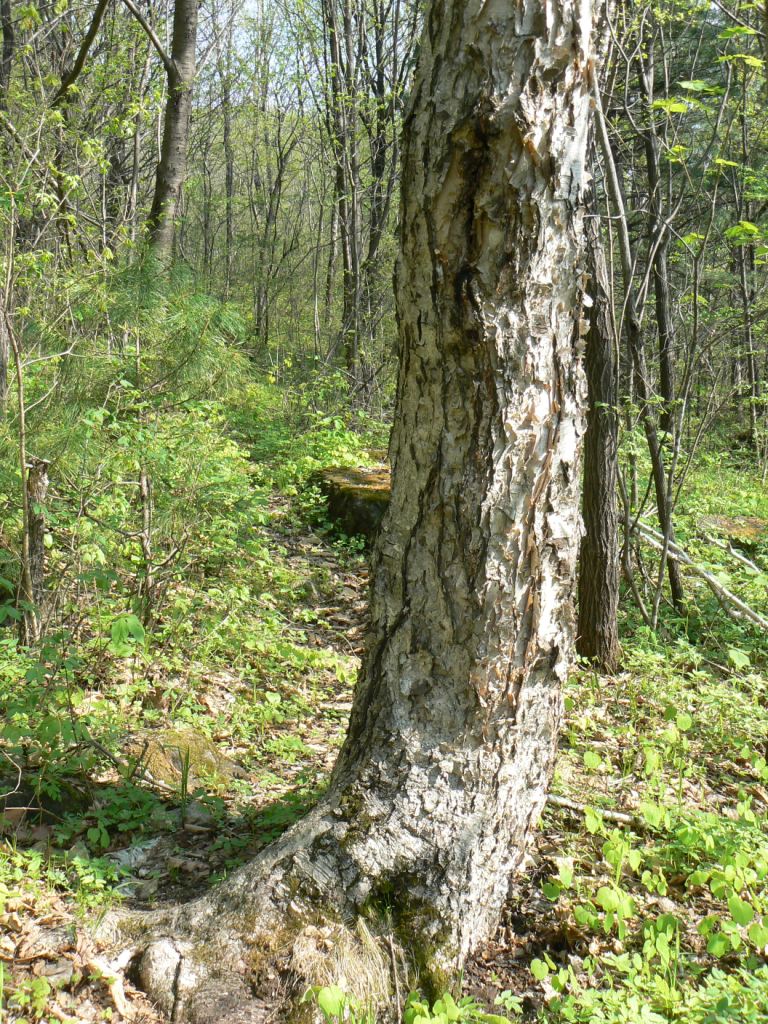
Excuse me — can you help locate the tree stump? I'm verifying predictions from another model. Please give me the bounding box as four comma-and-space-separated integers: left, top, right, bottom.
312, 466, 391, 540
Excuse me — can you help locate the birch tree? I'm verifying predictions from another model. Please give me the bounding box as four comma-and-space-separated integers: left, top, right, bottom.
112, 0, 595, 1016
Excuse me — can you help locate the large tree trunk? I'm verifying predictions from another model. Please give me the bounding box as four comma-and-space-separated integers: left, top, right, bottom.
577, 193, 620, 672
147, 0, 198, 258
116, 1, 593, 1019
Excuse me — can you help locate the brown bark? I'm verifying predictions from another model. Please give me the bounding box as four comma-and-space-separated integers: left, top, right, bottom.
51, 0, 110, 108
0, 0, 13, 111
0, 288, 7, 414
577, 197, 620, 672
113, 2, 594, 1019
19, 459, 49, 645
640, 46, 676, 441
145, 0, 199, 258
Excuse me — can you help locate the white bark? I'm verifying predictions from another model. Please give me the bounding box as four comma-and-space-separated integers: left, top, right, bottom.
112, 2, 594, 1019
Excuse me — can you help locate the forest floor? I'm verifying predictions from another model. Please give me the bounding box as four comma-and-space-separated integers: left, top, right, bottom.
2, 429, 768, 1023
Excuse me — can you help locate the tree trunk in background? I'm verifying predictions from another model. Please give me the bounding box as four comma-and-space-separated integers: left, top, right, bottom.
0, 290, 8, 414
147, 0, 198, 258
640, 46, 676, 441
124, 2, 593, 1019
0, 0, 12, 404
0, 0, 14, 110
19, 459, 49, 645
737, 106, 760, 447
219, 20, 235, 297
596, 108, 686, 614
578, 196, 620, 672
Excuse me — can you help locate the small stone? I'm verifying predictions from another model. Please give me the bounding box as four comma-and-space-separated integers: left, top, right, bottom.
182, 798, 215, 828
138, 940, 181, 1019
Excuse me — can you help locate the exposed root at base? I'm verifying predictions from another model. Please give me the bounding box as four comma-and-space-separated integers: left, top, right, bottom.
100, 901, 413, 1023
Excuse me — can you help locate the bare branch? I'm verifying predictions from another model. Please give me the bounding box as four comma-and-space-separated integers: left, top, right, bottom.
118, 0, 174, 75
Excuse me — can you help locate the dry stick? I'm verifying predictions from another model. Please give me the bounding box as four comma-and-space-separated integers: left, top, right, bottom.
546, 793, 642, 829
703, 533, 766, 574
634, 522, 768, 631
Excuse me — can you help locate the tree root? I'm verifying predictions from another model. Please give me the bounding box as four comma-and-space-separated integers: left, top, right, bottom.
95, 808, 413, 1023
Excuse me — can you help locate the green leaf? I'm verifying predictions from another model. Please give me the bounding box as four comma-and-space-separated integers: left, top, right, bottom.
109, 614, 146, 656
707, 932, 730, 957
542, 881, 561, 901
530, 958, 550, 982
316, 985, 346, 1020
676, 711, 693, 732
719, 25, 757, 38
584, 807, 603, 834
727, 648, 750, 670
748, 922, 768, 948
652, 99, 689, 113
639, 801, 665, 829
628, 849, 643, 872
439, 992, 460, 1021
596, 886, 620, 913
727, 895, 754, 927
583, 750, 601, 771
557, 859, 574, 888
679, 79, 718, 93
687, 869, 711, 888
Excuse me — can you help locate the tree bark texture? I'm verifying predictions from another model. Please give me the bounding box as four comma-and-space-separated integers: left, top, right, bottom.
118, 2, 594, 1019
640, 47, 676, 441
577, 197, 620, 672
147, 0, 198, 258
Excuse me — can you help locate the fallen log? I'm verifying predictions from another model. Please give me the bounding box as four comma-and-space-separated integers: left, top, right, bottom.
634, 522, 768, 632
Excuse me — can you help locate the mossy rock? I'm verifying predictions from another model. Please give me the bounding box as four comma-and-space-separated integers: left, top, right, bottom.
125, 728, 247, 789
700, 515, 768, 547
312, 466, 391, 540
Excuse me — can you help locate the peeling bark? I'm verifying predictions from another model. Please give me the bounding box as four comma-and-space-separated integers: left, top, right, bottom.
111, 1, 594, 1018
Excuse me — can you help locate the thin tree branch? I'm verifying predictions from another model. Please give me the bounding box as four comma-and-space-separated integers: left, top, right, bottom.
118, 0, 174, 75
51, 0, 112, 107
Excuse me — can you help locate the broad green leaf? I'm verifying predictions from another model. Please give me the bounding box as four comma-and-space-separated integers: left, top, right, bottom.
679, 79, 718, 93
707, 932, 730, 957
584, 807, 603, 834
719, 25, 757, 38
530, 959, 550, 982
583, 750, 601, 771
596, 886, 620, 913
727, 648, 750, 670
652, 99, 688, 113
316, 985, 346, 1020
542, 881, 561, 901
728, 894, 754, 926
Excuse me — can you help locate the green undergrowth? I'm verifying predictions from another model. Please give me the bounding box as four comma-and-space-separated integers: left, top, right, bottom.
0, 268, 376, 906
532, 453, 768, 1022
1, 268, 767, 1021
